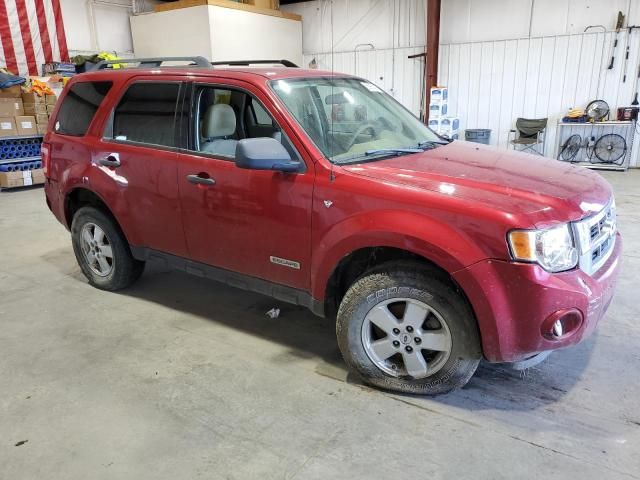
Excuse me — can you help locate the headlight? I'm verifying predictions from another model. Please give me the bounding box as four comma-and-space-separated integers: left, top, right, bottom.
508, 224, 578, 272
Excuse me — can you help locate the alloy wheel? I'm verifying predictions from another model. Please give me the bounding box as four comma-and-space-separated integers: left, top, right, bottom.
80, 223, 114, 277
361, 298, 452, 379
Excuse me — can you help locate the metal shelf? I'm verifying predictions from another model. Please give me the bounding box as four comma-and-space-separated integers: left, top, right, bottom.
557, 121, 634, 126
0, 156, 41, 166
554, 121, 635, 171
0, 134, 44, 141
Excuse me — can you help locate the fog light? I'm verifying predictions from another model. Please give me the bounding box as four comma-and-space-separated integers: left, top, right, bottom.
552, 319, 564, 337
542, 308, 583, 340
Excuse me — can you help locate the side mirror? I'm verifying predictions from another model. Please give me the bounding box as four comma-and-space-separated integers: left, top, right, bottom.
235, 137, 301, 173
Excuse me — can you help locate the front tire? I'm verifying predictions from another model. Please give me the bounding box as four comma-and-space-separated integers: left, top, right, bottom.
71, 206, 144, 291
336, 263, 481, 395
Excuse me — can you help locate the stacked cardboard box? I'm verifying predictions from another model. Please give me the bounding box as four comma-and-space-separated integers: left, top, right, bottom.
0, 88, 57, 137
0, 87, 53, 189
429, 87, 448, 119
0, 169, 45, 189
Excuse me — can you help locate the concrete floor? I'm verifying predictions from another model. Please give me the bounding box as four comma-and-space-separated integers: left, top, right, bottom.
1, 171, 639, 480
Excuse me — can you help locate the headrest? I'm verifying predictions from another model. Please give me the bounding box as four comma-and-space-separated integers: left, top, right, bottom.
202, 103, 236, 138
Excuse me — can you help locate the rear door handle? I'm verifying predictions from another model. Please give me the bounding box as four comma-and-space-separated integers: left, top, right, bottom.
98, 153, 120, 168
186, 174, 216, 186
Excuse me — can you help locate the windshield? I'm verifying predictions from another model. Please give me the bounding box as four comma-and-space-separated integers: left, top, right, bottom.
270, 77, 443, 163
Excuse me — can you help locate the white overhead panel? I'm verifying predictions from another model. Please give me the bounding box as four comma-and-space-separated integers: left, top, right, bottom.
130, 4, 302, 66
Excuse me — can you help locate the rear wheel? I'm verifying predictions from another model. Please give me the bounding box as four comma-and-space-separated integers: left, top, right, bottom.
336, 263, 481, 395
71, 206, 144, 290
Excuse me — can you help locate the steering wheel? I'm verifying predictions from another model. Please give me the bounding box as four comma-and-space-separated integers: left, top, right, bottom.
345, 123, 380, 151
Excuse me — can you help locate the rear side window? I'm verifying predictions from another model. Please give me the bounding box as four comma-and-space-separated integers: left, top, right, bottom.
54, 81, 112, 136
108, 82, 180, 147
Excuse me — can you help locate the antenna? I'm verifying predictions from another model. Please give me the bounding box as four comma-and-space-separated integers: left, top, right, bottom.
329, 0, 335, 182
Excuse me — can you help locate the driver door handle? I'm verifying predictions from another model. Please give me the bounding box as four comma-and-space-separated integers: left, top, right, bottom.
186, 174, 216, 186
98, 153, 120, 168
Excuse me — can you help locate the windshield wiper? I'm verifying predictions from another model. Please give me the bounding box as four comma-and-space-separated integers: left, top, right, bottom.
333, 147, 423, 165
364, 148, 423, 156
418, 139, 450, 149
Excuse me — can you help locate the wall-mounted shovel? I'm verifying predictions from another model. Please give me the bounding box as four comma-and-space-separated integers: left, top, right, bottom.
608, 11, 626, 69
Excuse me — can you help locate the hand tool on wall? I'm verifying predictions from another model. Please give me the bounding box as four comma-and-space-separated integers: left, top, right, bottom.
608, 11, 626, 69
624, 26, 640, 84
632, 64, 640, 104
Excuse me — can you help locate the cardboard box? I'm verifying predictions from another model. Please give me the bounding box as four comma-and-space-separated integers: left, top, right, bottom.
35, 113, 49, 125
37, 124, 48, 134
430, 86, 448, 104
0, 169, 45, 189
21, 91, 46, 105
429, 102, 448, 119
24, 103, 46, 115
0, 98, 23, 116
0, 85, 22, 98
15, 115, 37, 135
45, 94, 57, 105
32, 168, 45, 184
46, 104, 55, 114
428, 118, 442, 132
440, 116, 460, 137
0, 117, 17, 137
0, 171, 24, 188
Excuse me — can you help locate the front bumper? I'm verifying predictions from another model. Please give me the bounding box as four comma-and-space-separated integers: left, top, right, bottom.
453, 232, 622, 362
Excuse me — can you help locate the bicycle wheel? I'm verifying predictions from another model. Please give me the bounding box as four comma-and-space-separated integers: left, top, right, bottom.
594, 134, 626, 164
558, 134, 581, 162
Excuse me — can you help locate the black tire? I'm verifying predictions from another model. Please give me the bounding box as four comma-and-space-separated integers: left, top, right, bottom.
336, 262, 481, 395
71, 206, 144, 290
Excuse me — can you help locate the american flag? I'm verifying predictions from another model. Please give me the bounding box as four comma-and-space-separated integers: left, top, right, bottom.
0, 0, 69, 77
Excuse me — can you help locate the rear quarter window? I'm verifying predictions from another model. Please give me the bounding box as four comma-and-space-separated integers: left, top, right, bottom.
54, 81, 112, 136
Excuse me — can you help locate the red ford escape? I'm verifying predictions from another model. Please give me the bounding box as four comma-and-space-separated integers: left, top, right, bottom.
43, 58, 621, 395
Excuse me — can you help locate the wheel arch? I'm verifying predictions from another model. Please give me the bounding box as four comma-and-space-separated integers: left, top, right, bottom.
64, 187, 131, 244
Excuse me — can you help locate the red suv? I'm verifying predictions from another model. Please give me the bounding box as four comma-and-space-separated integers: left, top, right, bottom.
43, 57, 621, 395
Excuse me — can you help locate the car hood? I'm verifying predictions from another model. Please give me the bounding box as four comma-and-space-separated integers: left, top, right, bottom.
340, 141, 612, 226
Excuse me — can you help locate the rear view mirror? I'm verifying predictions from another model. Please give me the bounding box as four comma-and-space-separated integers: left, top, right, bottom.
235, 137, 301, 173
325, 93, 349, 104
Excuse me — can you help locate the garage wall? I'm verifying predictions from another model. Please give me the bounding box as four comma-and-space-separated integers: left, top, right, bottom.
59, 0, 137, 56
285, 0, 640, 165
439, 0, 640, 165
441, 0, 640, 43
281, 0, 428, 116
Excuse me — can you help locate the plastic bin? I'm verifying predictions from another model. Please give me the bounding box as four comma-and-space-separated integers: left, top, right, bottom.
465, 129, 491, 144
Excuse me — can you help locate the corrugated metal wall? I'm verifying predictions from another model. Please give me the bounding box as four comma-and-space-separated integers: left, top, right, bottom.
302, 46, 426, 117
438, 30, 640, 165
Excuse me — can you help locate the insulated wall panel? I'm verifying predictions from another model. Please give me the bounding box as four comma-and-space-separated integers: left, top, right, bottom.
439, 31, 640, 165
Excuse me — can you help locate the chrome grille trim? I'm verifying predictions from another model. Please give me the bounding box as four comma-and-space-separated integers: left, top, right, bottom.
573, 199, 616, 276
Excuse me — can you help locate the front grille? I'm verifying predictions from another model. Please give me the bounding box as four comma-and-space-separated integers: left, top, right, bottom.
575, 200, 616, 276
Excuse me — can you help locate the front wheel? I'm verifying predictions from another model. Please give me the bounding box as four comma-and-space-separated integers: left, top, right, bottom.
71, 206, 144, 291
336, 263, 481, 395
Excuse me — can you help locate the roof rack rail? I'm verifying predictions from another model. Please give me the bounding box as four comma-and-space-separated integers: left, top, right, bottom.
210, 59, 299, 68
96, 56, 211, 70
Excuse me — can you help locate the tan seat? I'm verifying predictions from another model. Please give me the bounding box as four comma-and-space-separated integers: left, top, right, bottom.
201, 103, 238, 156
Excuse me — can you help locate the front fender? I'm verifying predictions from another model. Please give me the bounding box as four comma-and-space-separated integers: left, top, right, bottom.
310, 209, 489, 299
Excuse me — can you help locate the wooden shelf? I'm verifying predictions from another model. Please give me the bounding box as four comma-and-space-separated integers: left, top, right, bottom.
155, 0, 302, 21
0, 156, 41, 166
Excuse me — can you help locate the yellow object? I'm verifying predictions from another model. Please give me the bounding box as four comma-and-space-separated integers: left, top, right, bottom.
25, 78, 54, 96
508, 231, 537, 261
98, 52, 125, 69
567, 107, 585, 118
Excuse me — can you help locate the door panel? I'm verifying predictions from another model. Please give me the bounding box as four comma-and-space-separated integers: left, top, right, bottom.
89, 78, 187, 257
177, 79, 314, 290
90, 140, 187, 257
177, 151, 313, 289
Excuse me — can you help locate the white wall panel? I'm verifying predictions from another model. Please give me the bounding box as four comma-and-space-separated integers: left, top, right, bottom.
442, 0, 640, 44
282, 0, 426, 53
302, 45, 426, 116
439, 30, 640, 165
